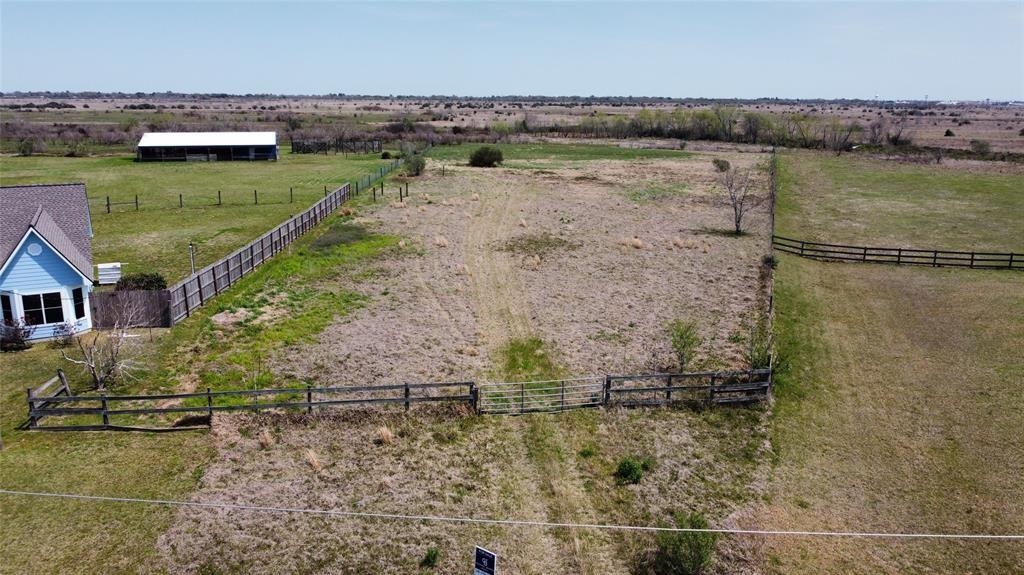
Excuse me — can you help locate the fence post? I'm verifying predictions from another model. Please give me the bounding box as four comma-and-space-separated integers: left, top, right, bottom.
135, 195, 139, 211
179, 194, 183, 208
307, 384, 313, 414
254, 189, 258, 205
560, 380, 565, 410
218, 190, 222, 206
520, 382, 525, 414
290, 187, 294, 203
665, 374, 672, 403
799, 240, 805, 257
1010, 253, 1015, 270
206, 388, 213, 420
896, 248, 902, 265
471, 383, 479, 413
932, 250, 938, 267
970, 252, 975, 268
106, 196, 111, 214
862, 246, 868, 262
604, 375, 611, 405
26, 388, 36, 428
707, 374, 716, 406
101, 393, 109, 427
404, 382, 411, 412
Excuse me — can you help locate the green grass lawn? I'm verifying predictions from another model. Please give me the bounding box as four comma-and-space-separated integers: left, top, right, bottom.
427, 142, 691, 163
776, 151, 1024, 252
760, 152, 1024, 573
0, 149, 391, 281
0, 194, 399, 573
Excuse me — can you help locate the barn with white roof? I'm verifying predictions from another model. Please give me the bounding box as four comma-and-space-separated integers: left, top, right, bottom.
136, 132, 278, 162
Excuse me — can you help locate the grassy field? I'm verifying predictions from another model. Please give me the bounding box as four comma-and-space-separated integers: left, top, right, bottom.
756, 151, 1024, 573
776, 150, 1024, 252
427, 142, 691, 164
0, 149, 391, 281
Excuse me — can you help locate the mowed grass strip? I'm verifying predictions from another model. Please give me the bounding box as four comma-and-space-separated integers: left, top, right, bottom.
0, 149, 390, 281
760, 152, 1024, 573
775, 151, 1024, 252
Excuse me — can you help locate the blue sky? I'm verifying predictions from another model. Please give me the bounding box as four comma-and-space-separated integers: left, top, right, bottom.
1, 1, 1021, 100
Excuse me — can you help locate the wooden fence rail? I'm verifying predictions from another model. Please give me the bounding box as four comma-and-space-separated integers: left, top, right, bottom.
772, 235, 1021, 270
27, 369, 771, 432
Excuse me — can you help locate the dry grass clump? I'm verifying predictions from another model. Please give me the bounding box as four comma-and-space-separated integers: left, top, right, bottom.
375, 425, 396, 445
340, 207, 355, 216
620, 237, 644, 249
518, 218, 528, 228
673, 236, 699, 249
398, 239, 407, 249
418, 206, 428, 213
434, 236, 450, 248
419, 193, 432, 204
526, 254, 542, 270
455, 264, 471, 276
258, 429, 275, 450
304, 448, 324, 473
471, 193, 480, 201
389, 201, 408, 209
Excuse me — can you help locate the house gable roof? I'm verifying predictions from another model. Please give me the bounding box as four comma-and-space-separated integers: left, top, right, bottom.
0, 183, 93, 281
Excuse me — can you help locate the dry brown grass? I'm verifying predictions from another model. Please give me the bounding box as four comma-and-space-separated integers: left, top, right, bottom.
303, 448, 324, 473
257, 429, 275, 450
375, 425, 396, 445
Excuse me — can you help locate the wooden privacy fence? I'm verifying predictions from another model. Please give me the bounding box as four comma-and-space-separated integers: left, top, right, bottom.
167, 183, 351, 323
26, 369, 771, 431
773, 235, 1021, 270
90, 290, 171, 328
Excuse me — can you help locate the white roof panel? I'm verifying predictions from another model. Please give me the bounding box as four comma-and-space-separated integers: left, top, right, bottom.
138, 132, 277, 148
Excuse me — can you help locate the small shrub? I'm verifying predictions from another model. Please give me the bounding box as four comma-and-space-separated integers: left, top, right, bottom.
579, 444, 598, 458
420, 546, 440, 568
668, 319, 702, 371
1, 319, 36, 352
969, 139, 991, 157
17, 138, 37, 156
115, 272, 167, 291
711, 158, 730, 173
615, 455, 653, 485
381, 151, 392, 159
944, 129, 955, 137
651, 512, 719, 575
761, 254, 778, 270
404, 154, 426, 176
50, 322, 75, 348
258, 429, 275, 449
469, 145, 503, 167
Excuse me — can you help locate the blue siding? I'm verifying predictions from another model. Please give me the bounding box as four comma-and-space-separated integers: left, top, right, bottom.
0, 230, 92, 339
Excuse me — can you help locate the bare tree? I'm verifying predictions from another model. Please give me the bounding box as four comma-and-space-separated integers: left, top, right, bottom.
720, 168, 761, 235
62, 298, 145, 390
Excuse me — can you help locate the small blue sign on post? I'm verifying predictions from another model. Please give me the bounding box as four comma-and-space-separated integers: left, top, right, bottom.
474, 546, 497, 575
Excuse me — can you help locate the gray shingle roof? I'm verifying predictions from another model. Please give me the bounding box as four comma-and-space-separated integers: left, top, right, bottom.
0, 183, 94, 281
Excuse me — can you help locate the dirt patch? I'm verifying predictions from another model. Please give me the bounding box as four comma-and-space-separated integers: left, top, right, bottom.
211, 308, 251, 330
285, 152, 770, 385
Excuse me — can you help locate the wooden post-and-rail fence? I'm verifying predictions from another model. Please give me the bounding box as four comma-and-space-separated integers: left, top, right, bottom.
772, 235, 1021, 270
25, 369, 771, 432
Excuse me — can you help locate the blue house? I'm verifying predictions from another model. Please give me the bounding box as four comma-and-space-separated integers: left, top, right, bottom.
1, 183, 95, 341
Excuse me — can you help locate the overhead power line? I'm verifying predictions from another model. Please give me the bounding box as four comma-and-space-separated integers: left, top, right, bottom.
1, 489, 1021, 541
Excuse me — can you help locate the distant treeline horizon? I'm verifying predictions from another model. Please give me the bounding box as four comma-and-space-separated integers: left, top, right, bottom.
0, 91, 1016, 106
